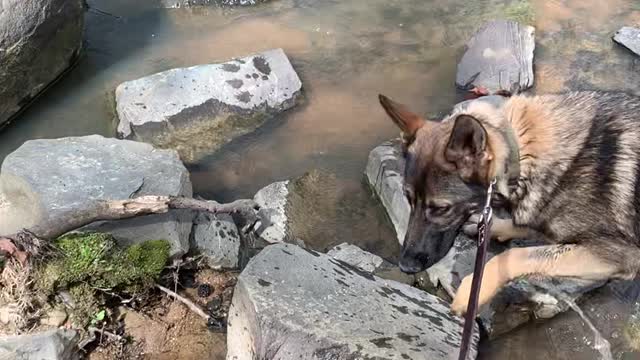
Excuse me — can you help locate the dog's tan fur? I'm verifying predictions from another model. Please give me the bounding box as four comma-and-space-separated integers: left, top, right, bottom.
379, 91, 640, 315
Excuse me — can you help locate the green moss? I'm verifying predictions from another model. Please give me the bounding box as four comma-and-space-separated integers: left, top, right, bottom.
34, 233, 170, 325
503, 1, 534, 25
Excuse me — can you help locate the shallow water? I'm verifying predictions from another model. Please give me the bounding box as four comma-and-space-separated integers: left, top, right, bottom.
2, 0, 640, 358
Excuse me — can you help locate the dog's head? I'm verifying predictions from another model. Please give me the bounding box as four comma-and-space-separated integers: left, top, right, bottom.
379, 95, 495, 273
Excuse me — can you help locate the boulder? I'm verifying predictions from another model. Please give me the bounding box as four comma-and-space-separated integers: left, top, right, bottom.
613, 27, 640, 57
116, 48, 302, 164
227, 243, 477, 360
192, 212, 241, 269
0, 0, 84, 128
253, 180, 289, 244
0, 329, 79, 360
456, 20, 535, 93
365, 97, 605, 336
328, 242, 414, 285
162, 0, 270, 7
0, 135, 193, 257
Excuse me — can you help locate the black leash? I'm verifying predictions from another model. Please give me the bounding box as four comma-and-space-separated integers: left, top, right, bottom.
458, 179, 496, 360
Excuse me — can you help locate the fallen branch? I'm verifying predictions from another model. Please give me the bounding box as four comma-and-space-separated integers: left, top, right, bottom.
88, 326, 124, 342
1, 196, 259, 258
156, 284, 209, 320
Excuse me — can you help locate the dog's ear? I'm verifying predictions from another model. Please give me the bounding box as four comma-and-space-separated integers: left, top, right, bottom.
445, 115, 492, 182
378, 94, 424, 144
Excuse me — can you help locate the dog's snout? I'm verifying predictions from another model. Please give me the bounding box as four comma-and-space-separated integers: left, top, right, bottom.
399, 251, 429, 274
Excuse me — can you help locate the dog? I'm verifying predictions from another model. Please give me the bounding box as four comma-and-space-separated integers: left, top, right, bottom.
377, 91, 640, 315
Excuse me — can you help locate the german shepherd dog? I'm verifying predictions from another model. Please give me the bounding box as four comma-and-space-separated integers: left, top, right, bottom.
377, 91, 640, 315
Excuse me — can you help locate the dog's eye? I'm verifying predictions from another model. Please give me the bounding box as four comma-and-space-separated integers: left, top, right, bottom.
427, 203, 452, 216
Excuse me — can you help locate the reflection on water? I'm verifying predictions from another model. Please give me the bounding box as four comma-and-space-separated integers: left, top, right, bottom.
2, 0, 640, 358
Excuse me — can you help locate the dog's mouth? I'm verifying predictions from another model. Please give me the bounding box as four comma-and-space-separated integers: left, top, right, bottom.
398, 228, 458, 274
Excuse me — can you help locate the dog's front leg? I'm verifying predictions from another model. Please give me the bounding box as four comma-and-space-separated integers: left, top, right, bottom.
450, 244, 620, 315
462, 215, 531, 242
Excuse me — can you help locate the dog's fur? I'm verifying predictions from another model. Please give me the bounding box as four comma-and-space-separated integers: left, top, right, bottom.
378, 91, 640, 315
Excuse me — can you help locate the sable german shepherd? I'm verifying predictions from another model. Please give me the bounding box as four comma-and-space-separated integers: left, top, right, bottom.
378, 91, 640, 315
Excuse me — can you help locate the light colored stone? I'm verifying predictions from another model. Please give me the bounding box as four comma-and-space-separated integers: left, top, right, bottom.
365, 139, 410, 244
0, 135, 193, 257
192, 213, 240, 269
613, 27, 640, 57
0, 329, 79, 360
0, 0, 84, 127
116, 48, 302, 164
41, 308, 68, 327
227, 243, 477, 360
161, 0, 270, 7
456, 20, 535, 93
327, 242, 384, 273
252, 180, 289, 243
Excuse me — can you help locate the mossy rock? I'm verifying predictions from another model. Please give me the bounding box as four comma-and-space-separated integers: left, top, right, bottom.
35, 232, 170, 326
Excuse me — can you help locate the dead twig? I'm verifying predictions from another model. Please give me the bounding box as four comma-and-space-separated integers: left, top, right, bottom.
156, 284, 208, 320
88, 326, 124, 342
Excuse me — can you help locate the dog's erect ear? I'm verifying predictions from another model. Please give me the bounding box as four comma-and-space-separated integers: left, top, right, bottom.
379, 94, 424, 143
445, 115, 492, 182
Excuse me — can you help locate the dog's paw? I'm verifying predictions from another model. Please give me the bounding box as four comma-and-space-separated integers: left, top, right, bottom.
462, 213, 481, 238
450, 275, 473, 316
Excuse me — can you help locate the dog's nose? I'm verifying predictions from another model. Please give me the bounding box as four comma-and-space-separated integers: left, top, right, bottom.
399, 255, 428, 274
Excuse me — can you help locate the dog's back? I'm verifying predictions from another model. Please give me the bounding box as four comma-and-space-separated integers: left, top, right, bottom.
496, 91, 640, 274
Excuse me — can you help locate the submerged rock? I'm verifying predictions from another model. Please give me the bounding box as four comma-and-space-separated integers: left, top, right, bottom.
0, 135, 193, 257
0, 0, 84, 128
365, 97, 605, 336
227, 243, 476, 360
116, 48, 302, 164
192, 213, 241, 269
0, 329, 79, 360
456, 20, 535, 93
613, 27, 640, 57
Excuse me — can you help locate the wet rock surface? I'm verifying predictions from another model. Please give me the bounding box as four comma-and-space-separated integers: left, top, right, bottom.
0, 0, 84, 128
328, 242, 415, 285
613, 27, 640, 57
227, 243, 476, 360
0, 135, 193, 256
192, 212, 241, 269
116, 48, 302, 164
456, 20, 535, 93
0, 329, 79, 360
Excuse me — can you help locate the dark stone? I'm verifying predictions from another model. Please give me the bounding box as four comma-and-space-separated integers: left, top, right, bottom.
456, 20, 535, 93
197, 284, 213, 298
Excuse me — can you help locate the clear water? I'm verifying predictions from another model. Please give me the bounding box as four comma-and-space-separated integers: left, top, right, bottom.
2, 0, 640, 358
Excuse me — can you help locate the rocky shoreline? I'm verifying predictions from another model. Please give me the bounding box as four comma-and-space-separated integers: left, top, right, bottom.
1, 1, 640, 360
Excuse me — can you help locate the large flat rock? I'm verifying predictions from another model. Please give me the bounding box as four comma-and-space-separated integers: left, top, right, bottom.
116, 48, 302, 164
0, 135, 193, 256
162, 0, 271, 6
227, 243, 476, 360
0, 0, 84, 128
456, 20, 535, 93
365, 97, 604, 337
613, 27, 640, 57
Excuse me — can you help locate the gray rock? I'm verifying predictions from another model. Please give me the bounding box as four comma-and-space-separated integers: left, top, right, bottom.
0, 0, 84, 128
227, 243, 477, 360
328, 242, 415, 286
0, 135, 193, 257
192, 213, 240, 269
456, 20, 535, 93
0, 329, 79, 360
162, 0, 270, 7
327, 242, 384, 273
116, 48, 302, 164
253, 180, 289, 243
365, 139, 410, 244
613, 27, 640, 57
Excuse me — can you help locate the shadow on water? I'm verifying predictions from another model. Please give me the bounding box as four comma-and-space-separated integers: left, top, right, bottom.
2, 0, 640, 358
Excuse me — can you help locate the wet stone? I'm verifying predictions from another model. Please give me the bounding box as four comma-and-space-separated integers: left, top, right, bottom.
115, 49, 302, 164
613, 27, 640, 57
456, 20, 535, 93
191, 212, 240, 269
227, 243, 477, 359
